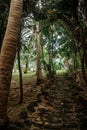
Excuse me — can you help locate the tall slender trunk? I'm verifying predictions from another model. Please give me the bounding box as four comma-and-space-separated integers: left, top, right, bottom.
41, 45, 48, 73
81, 48, 87, 85
0, 0, 23, 127
73, 52, 78, 71
24, 56, 29, 74
17, 48, 23, 104
36, 22, 42, 83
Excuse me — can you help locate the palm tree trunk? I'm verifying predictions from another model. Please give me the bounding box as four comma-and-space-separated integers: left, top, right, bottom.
17, 48, 23, 104
36, 22, 43, 83
81, 48, 87, 86
0, 0, 23, 127
24, 56, 29, 74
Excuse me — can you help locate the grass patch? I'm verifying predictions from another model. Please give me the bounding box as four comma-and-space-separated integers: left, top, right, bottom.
12, 71, 36, 84
56, 69, 67, 74
12, 70, 67, 85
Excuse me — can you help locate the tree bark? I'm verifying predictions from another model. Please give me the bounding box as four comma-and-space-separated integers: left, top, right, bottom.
36, 22, 43, 83
0, 0, 23, 127
81, 48, 87, 86
17, 48, 23, 104
24, 56, 29, 74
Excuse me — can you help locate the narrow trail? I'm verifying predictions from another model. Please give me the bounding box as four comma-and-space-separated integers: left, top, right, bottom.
8, 73, 87, 130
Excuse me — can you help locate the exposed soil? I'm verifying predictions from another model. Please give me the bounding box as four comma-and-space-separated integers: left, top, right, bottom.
7, 73, 87, 130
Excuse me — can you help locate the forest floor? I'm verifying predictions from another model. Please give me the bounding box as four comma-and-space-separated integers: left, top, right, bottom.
7, 73, 87, 130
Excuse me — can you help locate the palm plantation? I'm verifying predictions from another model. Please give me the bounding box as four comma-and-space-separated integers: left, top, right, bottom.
0, 0, 87, 129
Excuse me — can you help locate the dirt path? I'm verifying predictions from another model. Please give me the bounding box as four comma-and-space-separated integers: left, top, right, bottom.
8, 73, 87, 130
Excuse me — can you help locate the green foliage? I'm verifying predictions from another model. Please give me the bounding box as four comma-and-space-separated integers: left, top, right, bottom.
1, 0, 86, 76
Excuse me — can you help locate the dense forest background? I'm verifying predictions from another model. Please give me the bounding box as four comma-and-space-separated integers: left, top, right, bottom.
0, 0, 87, 129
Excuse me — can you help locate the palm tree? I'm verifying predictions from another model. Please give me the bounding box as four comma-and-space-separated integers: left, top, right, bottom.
17, 44, 23, 104
0, 0, 23, 128
36, 22, 43, 83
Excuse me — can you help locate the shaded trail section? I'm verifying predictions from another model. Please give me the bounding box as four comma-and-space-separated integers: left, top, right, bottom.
8, 73, 87, 130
